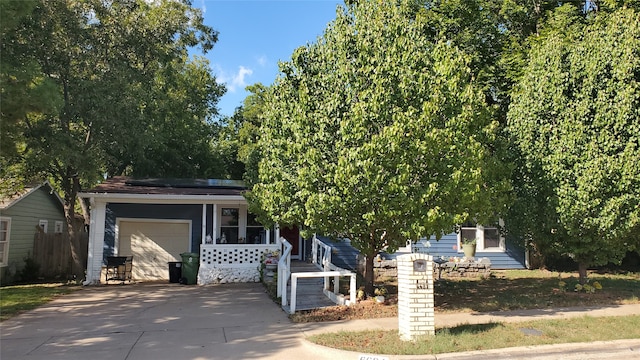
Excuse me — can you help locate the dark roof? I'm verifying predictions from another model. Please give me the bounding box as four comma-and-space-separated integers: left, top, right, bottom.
82, 177, 246, 196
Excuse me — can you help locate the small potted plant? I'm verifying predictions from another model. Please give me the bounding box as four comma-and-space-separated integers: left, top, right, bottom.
461, 237, 477, 259
263, 250, 279, 276
374, 285, 388, 303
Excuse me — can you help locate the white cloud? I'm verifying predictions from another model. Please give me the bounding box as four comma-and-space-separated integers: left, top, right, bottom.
215, 65, 254, 92
232, 66, 253, 91
257, 55, 268, 67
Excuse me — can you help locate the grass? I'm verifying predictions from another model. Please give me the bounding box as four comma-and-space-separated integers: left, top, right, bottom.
308, 315, 640, 355
0, 283, 80, 321
435, 270, 640, 313
291, 269, 640, 323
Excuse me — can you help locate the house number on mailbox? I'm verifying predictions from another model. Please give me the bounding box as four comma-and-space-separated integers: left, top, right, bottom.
416, 279, 428, 289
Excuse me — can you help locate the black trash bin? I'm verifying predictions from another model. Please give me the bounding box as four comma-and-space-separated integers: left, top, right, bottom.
168, 262, 182, 283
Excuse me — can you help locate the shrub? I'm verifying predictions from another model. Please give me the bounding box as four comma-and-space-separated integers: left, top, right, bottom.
19, 255, 41, 283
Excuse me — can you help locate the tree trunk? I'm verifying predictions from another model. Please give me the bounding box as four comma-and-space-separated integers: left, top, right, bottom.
63, 172, 84, 282
363, 251, 375, 296
79, 195, 90, 227
578, 262, 588, 284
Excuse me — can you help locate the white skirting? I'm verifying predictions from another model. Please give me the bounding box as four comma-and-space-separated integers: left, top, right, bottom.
198, 265, 261, 284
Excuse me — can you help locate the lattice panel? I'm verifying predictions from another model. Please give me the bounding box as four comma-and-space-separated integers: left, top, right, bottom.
201, 246, 273, 267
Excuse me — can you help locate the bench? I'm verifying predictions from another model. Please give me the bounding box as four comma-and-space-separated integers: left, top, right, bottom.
105, 256, 133, 284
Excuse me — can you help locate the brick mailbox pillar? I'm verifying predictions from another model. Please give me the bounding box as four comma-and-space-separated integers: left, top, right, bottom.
397, 253, 435, 341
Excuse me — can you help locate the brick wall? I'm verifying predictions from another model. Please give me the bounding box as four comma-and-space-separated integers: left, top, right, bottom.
397, 253, 435, 341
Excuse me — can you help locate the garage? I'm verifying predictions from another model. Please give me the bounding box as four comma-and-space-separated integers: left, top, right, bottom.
118, 220, 191, 281
79, 177, 251, 285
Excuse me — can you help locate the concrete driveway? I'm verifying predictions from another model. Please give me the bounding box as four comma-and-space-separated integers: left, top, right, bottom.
1, 283, 308, 360
3, 283, 640, 360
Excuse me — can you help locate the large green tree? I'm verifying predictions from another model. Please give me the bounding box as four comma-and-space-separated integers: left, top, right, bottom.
107, 57, 225, 178
236, 83, 269, 187
252, 0, 510, 294
205, 114, 246, 181
0, 0, 62, 194
506, 5, 640, 281
1, 0, 222, 277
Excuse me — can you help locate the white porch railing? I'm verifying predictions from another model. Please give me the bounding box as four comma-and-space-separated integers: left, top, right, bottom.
277, 238, 292, 302
200, 244, 279, 268
282, 235, 356, 314
199, 243, 280, 284
289, 270, 356, 314
311, 234, 332, 270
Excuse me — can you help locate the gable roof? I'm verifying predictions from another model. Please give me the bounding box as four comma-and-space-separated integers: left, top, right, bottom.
0, 181, 64, 211
79, 177, 247, 198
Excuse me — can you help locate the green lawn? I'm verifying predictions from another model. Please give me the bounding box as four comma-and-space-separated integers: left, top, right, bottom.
305, 270, 640, 354
309, 315, 640, 355
0, 283, 80, 321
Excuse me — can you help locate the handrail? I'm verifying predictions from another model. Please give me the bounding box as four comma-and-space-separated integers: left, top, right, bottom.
277, 237, 292, 305
289, 270, 356, 314
279, 234, 356, 314
312, 234, 332, 271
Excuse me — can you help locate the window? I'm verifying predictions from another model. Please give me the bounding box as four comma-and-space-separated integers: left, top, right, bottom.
215, 208, 273, 245
39, 219, 48, 233
0, 218, 10, 266
54, 221, 64, 234
219, 208, 239, 244
483, 227, 501, 248
460, 226, 477, 244
246, 213, 265, 244
458, 222, 505, 252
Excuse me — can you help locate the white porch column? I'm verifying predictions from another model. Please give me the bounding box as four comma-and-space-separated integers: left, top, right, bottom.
84, 199, 106, 285
212, 204, 218, 243
274, 224, 280, 245
201, 204, 207, 244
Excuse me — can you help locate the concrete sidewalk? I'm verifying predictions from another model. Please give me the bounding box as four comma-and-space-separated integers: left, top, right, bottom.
1, 283, 639, 360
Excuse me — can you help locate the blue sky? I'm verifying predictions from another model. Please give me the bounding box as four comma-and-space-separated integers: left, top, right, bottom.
195, 1, 344, 117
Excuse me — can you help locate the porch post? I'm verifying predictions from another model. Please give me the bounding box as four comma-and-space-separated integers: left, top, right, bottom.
201, 204, 207, 244
212, 204, 218, 243
84, 199, 106, 285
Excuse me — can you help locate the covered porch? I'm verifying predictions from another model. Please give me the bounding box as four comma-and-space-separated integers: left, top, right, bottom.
79, 177, 303, 285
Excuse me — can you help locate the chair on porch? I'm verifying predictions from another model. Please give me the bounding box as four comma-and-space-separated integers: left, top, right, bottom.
105, 256, 133, 284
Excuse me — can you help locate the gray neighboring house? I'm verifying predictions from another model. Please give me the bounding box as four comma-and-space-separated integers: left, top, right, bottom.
0, 182, 66, 284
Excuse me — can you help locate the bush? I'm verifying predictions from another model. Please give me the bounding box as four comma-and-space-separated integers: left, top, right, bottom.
19, 256, 41, 283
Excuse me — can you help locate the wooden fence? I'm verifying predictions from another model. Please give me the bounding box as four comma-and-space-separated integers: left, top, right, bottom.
33, 232, 88, 279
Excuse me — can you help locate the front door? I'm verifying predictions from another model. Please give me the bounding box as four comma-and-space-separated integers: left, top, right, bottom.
279, 226, 300, 259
